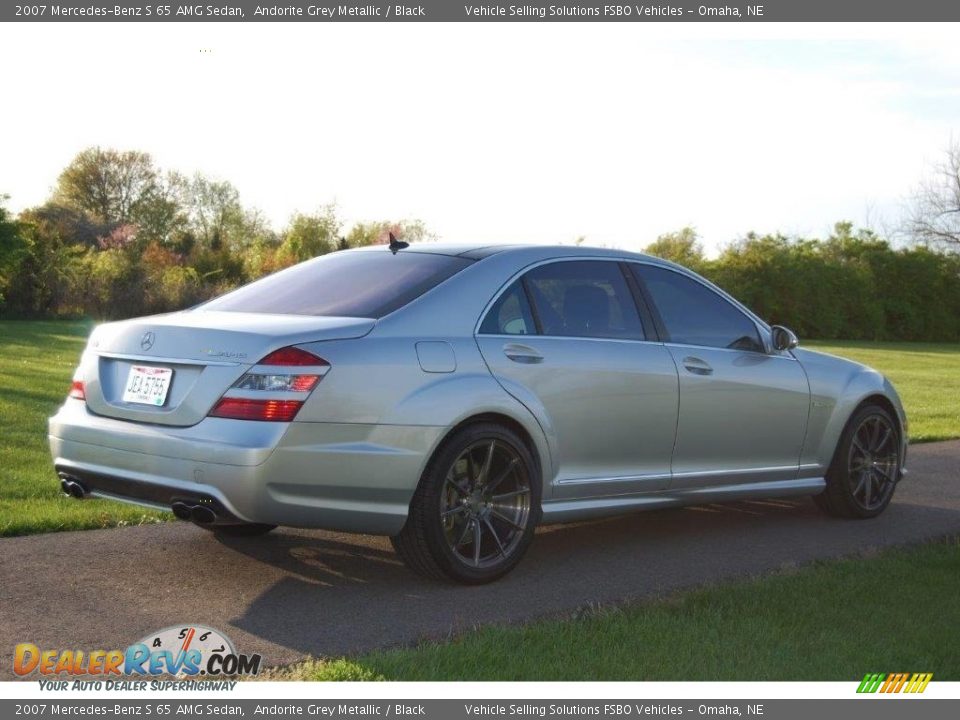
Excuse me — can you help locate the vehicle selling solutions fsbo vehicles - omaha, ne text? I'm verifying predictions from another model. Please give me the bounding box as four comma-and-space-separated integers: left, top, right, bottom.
49, 242, 908, 583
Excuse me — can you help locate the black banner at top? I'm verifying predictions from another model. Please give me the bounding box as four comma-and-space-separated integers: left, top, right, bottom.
4, 0, 960, 22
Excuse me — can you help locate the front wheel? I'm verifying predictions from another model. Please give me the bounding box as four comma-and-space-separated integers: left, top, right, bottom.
392, 423, 540, 584
815, 404, 901, 519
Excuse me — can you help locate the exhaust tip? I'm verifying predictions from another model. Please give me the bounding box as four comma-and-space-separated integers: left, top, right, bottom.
58, 475, 87, 499
171, 502, 193, 521
190, 505, 217, 525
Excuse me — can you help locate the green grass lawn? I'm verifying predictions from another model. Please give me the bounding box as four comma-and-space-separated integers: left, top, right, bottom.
271, 538, 960, 681
0, 320, 168, 537
0, 320, 957, 537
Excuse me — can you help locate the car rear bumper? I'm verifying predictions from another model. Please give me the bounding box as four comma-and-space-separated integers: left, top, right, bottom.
48, 400, 444, 535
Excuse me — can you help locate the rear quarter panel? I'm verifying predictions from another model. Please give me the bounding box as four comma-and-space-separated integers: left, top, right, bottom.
293, 334, 555, 498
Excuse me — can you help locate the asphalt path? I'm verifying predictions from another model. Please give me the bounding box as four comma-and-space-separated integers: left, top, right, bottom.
2, 441, 958, 678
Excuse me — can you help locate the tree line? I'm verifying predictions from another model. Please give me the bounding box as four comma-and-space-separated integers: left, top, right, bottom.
0, 147, 430, 320
647, 226, 960, 342
2, 145, 960, 341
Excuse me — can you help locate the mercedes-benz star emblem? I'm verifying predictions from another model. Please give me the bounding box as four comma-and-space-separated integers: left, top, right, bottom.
140, 332, 155, 351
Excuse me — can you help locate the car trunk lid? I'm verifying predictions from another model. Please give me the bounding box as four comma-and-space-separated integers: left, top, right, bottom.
82, 311, 374, 427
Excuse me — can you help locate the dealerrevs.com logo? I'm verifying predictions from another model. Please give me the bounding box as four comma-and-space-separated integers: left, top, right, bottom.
14, 625, 262, 678
857, 672, 933, 694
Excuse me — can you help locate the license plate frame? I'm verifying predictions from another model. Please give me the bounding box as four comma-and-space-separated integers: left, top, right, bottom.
122, 365, 173, 407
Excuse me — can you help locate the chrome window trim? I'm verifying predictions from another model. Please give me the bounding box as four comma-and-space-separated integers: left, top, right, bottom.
662, 340, 798, 361
479, 332, 666, 347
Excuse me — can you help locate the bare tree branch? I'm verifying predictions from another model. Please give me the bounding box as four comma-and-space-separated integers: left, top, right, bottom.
907, 138, 960, 249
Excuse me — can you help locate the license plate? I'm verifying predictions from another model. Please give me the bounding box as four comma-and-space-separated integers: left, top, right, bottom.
122, 365, 173, 406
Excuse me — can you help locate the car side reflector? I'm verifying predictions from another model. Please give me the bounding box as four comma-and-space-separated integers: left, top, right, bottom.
69, 380, 86, 401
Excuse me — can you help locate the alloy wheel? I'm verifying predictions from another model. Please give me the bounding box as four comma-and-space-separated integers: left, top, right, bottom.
847, 414, 899, 511
439, 439, 532, 569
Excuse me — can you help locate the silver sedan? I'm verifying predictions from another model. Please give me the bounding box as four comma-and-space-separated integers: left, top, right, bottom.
49, 244, 908, 583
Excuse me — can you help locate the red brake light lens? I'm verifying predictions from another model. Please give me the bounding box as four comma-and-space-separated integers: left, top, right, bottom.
259, 347, 328, 367
209, 398, 303, 422
69, 380, 86, 401
207, 346, 329, 422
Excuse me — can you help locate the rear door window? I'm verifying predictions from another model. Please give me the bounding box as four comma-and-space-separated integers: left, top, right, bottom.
200, 251, 473, 318
523, 261, 645, 340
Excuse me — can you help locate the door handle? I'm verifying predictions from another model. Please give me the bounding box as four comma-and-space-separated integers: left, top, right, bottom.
682, 356, 713, 375
503, 343, 544, 364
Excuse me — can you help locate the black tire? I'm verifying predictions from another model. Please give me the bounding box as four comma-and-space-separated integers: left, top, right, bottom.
814, 403, 901, 519
391, 422, 540, 584
204, 523, 277, 537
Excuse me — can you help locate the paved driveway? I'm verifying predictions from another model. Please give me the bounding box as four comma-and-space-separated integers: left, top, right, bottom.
2, 441, 958, 678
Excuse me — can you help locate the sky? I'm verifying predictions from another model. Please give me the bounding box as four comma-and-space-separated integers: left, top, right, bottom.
0, 22, 958, 255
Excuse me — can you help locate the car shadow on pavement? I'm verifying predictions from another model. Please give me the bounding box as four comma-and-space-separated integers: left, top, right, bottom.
214, 496, 960, 662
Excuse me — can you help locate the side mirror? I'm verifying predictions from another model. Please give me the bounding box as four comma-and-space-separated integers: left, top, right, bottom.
771, 325, 799, 351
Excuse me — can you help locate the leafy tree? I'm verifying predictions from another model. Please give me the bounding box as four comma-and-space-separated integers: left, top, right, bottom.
2, 211, 84, 317
171, 172, 269, 253
644, 228, 705, 270
135, 176, 185, 246
279, 206, 341, 262
53, 148, 161, 227
170, 172, 240, 252
0, 197, 29, 311
16, 202, 107, 248
140, 242, 203, 314
75, 246, 142, 319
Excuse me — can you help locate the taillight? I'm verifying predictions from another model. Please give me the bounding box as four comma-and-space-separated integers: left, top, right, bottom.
69, 380, 86, 401
209, 398, 303, 422
259, 347, 328, 367
208, 346, 329, 422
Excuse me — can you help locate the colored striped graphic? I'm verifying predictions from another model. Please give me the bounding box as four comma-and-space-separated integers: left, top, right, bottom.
857, 672, 932, 694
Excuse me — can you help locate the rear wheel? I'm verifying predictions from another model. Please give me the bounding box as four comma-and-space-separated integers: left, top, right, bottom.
392, 422, 540, 584
815, 404, 901, 518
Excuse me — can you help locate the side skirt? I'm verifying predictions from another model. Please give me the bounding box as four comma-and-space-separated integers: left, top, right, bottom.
540, 477, 825, 525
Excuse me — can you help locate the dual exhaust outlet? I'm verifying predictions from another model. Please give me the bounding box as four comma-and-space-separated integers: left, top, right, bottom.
171, 501, 217, 525
59, 472, 218, 525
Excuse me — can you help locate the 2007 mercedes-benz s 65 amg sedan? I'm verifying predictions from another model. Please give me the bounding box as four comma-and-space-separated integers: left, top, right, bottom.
50, 243, 908, 583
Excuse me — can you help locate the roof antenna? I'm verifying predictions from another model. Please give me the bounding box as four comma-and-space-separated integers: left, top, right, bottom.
388, 232, 409, 254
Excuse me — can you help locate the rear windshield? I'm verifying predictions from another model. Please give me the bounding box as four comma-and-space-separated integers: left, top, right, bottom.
200, 250, 473, 318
